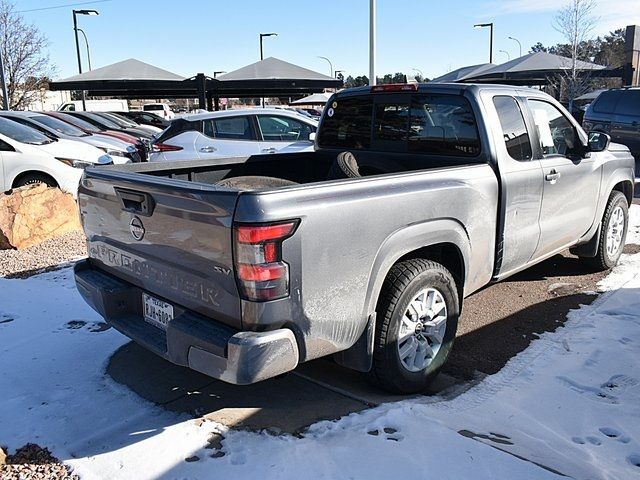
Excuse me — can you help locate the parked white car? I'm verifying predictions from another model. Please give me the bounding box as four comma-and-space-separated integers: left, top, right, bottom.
143, 103, 174, 120
59, 99, 128, 112
0, 111, 138, 163
150, 108, 317, 162
0, 117, 113, 195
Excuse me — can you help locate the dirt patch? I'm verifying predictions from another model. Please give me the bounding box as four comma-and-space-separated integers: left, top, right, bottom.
0, 443, 79, 480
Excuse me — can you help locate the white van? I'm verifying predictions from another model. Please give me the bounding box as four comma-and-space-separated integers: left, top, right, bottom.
143, 103, 174, 119
58, 99, 129, 112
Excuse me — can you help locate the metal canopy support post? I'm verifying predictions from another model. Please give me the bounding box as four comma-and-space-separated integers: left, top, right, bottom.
214, 96, 220, 111
196, 73, 207, 110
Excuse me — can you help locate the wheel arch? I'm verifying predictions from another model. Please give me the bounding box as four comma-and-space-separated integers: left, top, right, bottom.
333, 220, 470, 373
11, 170, 58, 189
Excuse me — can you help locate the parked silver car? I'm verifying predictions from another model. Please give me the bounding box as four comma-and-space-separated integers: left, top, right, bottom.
150, 108, 318, 162
0, 111, 140, 163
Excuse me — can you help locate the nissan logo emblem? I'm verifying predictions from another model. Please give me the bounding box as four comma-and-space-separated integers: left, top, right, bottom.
130, 216, 145, 241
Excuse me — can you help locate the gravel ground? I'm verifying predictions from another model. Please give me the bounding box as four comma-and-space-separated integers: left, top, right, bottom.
0, 444, 79, 480
0, 230, 87, 278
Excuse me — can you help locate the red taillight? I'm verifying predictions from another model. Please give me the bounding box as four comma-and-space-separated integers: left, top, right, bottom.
234, 220, 299, 302
153, 142, 183, 152
370, 83, 418, 93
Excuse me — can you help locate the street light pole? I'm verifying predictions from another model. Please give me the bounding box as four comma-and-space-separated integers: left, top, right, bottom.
318, 56, 333, 77
259, 32, 277, 61
474, 22, 494, 63
508, 36, 522, 57
369, 0, 376, 86
334, 69, 344, 79
0, 50, 8, 110
499, 49, 510, 61
72, 9, 98, 111
77, 28, 92, 70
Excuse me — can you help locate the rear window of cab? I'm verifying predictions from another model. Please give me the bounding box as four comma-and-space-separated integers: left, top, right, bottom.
318, 93, 481, 157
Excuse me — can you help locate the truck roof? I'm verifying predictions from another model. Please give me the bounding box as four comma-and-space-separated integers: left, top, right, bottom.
333, 82, 542, 98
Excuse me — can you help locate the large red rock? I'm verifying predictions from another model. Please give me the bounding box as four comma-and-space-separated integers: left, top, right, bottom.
0, 185, 81, 250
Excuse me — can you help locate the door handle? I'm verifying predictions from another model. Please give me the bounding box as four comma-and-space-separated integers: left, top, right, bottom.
199, 146, 217, 153
545, 169, 561, 183
261, 147, 277, 154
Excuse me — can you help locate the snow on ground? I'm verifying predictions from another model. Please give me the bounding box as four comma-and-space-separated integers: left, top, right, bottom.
1, 206, 639, 480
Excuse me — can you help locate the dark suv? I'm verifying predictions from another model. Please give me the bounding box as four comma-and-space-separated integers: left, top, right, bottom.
583, 87, 640, 179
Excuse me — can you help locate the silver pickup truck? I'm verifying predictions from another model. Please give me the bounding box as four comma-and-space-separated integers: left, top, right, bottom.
74, 84, 635, 394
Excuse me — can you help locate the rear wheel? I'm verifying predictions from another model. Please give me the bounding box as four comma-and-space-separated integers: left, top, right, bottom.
14, 173, 57, 189
583, 191, 628, 271
370, 259, 459, 394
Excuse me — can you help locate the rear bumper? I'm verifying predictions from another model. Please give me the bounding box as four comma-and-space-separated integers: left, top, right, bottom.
74, 260, 299, 384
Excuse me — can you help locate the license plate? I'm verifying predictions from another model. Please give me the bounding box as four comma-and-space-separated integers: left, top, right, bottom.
142, 293, 174, 330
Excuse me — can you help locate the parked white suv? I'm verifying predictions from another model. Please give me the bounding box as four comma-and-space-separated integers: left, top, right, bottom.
0, 117, 113, 195
143, 103, 174, 120
150, 109, 317, 162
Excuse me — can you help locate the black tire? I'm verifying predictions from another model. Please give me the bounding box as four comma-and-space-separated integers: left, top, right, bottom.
370, 259, 459, 394
14, 173, 57, 189
585, 190, 628, 271
327, 151, 362, 179
327, 151, 404, 180
216, 175, 298, 190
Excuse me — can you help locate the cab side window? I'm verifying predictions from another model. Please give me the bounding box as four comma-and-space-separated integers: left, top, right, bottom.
528, 100, 578, 156
493, 96, 532, 161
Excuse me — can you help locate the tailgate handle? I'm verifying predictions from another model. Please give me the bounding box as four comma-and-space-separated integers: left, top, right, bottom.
115, 188, 155, 216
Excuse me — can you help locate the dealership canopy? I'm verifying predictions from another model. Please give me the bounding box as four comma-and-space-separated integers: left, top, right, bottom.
289, 92, 331, 105
49, 57, 342, 108
429, 63, 495, 83
457, 52, 612, 85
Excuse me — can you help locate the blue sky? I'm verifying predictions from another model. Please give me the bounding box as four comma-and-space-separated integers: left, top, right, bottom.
18, 0, 640, 81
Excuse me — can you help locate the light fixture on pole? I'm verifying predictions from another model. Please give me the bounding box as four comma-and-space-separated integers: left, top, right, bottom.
334, 69, 344, 79
259, 33, 277, 61
411, 67, 423, 79
318, 56, 333, 77
474, 22, 494, 63
499, 49, 510, 61
508, 36, 522, 57
73, 9, 99, 111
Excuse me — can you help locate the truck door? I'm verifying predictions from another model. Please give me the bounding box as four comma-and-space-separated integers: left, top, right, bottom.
527, 99, 601, 259
488, 94, 545, 278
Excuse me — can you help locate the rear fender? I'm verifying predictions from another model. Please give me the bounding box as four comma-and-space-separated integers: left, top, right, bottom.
334, 219, 470, 372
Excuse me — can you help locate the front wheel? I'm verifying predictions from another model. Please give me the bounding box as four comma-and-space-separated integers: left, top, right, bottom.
585, 191, 628, 271
370, 259, 459, 394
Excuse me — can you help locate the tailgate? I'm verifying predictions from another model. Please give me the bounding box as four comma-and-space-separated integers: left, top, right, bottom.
78, 168, 241, 328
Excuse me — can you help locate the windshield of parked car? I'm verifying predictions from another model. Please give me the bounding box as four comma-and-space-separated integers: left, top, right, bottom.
32, 115, 88, 137
54, 113, 101, 133
84, 112, 121, 129
0, 117, 53, 145
101, 112, 139, 127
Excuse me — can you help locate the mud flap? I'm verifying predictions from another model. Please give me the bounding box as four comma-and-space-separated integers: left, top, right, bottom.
333, 313, 376, 373
570, 224, 601, 258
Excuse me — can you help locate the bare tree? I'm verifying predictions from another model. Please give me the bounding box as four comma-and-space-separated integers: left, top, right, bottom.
0, 0, 55, 110
553, 0, 599, 111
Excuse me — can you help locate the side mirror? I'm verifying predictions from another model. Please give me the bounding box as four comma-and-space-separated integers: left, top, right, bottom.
588, 131, 611, 152
308, 132, 316, 142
